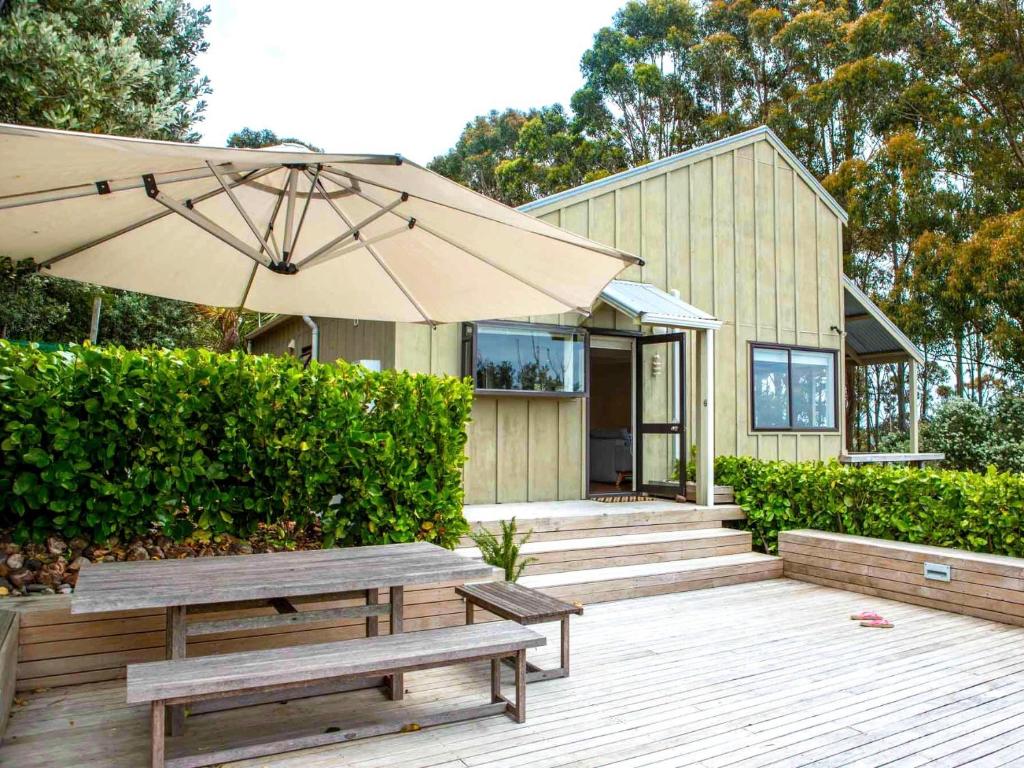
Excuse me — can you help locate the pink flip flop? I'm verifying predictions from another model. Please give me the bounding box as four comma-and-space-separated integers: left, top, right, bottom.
860, 619, 894, 629
850, 611, 884, 621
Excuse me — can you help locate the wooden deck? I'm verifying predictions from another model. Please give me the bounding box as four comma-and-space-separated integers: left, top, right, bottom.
4, 578, 1024, 767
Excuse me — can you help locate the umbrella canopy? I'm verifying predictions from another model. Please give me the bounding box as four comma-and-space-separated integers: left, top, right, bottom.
0, 124, 641, 324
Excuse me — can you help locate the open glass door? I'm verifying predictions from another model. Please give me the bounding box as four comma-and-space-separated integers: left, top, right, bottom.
636, 333, 686, 497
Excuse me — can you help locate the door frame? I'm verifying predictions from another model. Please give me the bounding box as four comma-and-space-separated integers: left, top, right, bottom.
585, 332, 638, 496
635, 332, 687, 497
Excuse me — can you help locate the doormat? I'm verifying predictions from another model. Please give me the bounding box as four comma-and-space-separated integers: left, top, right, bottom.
590, 493, 654, 503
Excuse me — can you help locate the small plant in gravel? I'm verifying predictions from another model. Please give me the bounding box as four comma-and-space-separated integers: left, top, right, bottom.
468, 518, 537, 582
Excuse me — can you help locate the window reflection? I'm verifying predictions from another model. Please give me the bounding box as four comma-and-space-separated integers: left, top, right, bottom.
473, 324, 585, 394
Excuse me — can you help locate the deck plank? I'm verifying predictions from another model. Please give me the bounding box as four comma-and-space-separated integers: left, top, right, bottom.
2, 579, 1023, 768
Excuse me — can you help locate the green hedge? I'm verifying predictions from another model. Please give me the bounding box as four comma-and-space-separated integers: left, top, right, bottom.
716, 456, 1024, 558
0, 341, 473, 547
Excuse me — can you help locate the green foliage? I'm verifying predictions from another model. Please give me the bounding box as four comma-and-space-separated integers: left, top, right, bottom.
0, 342, 473, 548
468, 518, 536, 582
428, 106, 625, 207
922, 397, 993, 471
716, 456, 1024, 558
0, 0, 211, 141
920, 395, 1024, 473
0, 257, 216, 349
0, 1, 220, 349
226, 127, 322, 153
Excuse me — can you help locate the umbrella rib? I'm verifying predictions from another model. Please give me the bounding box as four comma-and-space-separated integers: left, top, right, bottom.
289, 165, 320, 259
145, 179, 274, 269
320, 167, 641, 265
293, 194, 407, 269
309, 174, 434, 325
297, 225, 408, 267
0, 163, 277, 211
37, 167, 279, 270
317, 173, 590, 314
207, 162, 281, 261
282, 170, 299, 261
239, 183, 288, 309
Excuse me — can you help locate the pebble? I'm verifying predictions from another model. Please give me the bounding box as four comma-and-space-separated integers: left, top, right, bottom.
126, 545, 149, 561
46, 536, 67, 555
8, 569, 34, 588
6, 553, 24, 570
25, 584, 55, 594
68, 537, 89, 553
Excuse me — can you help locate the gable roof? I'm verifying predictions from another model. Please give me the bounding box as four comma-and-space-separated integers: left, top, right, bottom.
518, 126, 848, 224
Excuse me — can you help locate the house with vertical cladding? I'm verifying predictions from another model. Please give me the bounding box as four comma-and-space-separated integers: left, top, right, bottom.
247, 126, 924, 507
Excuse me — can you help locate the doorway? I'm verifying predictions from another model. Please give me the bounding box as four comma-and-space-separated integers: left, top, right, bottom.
636, 333, 686, 497
587, 336, 635, 496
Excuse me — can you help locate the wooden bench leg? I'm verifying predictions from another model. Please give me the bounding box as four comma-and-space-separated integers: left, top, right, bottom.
466, 599, 475, 625
389, 586, 404, 700
496, 651, 526, 722
365, 588, 379, 638
151, 700, 165, 768
491, 657, 501, 703
514, 649, 526, 723
560, 615, 570, 677
165, 606, 186, 736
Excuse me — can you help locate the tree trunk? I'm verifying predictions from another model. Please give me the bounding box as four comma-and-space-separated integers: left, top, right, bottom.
864, 370, 874, 450
872, 367, 883, 449
955, 332, 964, 398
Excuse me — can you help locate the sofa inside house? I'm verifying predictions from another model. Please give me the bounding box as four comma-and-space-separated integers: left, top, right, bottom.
589, 427, 633, 484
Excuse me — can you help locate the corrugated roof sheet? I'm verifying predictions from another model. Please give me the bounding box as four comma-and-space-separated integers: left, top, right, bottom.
600, 280, 721, 330
842, 277, 923, 364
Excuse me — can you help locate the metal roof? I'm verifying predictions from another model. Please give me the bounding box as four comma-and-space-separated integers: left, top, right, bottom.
599, 280, 722, 330
519, 126, 848, 224
843, 276, 923, 364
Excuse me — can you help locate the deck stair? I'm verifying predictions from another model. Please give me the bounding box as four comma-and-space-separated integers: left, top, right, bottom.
460, 500, 781, 604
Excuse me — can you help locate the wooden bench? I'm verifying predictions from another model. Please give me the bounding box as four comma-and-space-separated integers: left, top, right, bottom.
456, 581, 582, 682
127, 620, 545, 768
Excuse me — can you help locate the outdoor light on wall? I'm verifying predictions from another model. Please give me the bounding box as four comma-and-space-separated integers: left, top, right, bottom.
651, 352, 663, 378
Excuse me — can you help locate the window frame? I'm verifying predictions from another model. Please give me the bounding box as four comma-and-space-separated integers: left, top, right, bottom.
748, 342, 840, 433
462, 320, 590, 399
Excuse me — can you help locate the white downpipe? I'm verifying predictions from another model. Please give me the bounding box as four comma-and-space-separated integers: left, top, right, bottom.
302, 315, 319, 362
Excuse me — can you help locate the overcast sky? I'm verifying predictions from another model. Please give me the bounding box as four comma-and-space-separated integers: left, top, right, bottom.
196, 0, 624, 164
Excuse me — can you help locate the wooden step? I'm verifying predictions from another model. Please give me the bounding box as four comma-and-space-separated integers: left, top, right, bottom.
461, 500, 745, 544
517, 552, 782, 605
457, 529, 753, 575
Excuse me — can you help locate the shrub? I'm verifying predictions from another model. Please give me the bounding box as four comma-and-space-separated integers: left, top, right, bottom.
922, 397, 992, 470
716, 456, 1024, 558
0, 341, 473, 547
468, 518, 536, 582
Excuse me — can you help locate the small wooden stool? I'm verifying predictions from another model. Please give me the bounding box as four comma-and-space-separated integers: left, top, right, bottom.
456, 581, 583, 682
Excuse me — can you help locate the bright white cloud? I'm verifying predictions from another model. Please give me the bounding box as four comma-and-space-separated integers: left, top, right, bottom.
196, 0, 624, 163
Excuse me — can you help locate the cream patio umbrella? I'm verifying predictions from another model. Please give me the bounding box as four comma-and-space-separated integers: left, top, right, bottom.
0, 124, 641, 324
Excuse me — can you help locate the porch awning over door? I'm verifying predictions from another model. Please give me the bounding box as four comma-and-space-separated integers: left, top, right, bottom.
599, 280, 722, 330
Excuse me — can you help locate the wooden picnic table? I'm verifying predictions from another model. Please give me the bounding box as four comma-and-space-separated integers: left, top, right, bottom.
72, 541, 497, 734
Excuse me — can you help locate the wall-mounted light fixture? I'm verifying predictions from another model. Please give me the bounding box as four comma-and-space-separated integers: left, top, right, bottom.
651, 352, 663, 378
